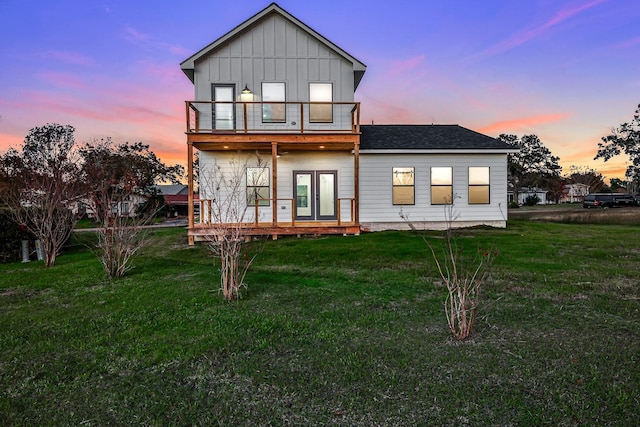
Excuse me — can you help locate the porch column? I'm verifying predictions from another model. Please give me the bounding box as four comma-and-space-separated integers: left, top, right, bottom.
271, 142, 278, 226
354, 140, 360, 224
187, 141, 195, 245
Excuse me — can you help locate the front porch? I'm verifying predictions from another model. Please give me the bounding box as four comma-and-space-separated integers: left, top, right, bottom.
192, 196, 359, 241
185, 100, 362, 244
190, 222, 360, 241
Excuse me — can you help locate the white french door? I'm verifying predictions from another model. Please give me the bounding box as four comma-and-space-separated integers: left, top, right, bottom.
294, 171, 337, 221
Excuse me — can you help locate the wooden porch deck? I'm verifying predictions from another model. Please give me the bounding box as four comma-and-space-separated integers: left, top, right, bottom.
189, 221, 361, 241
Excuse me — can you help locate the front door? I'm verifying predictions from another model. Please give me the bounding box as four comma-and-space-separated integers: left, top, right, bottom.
212, 84, 235, 130
294, 171, 337, 221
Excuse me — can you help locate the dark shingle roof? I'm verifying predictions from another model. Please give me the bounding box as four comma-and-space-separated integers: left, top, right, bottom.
360, 125, 514, 151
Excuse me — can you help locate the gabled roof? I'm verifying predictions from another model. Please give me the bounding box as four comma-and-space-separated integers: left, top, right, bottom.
360, 125, 518, 153
180, 2, 367, 90
152, 184, 188, 196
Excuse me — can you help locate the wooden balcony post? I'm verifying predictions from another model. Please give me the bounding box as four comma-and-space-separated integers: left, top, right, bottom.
187, 141, 194, 245
243, 102, 248, 133
291, 199, 295, 226
255, 201, 259, 225
354, 141, 360, 224
271, 142, 278, 226
185, 101, 191, 133
300, 104, 304, 133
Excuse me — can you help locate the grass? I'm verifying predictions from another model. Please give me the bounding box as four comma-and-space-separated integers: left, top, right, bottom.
510, 204, 640, 225
1, 220, 639, 426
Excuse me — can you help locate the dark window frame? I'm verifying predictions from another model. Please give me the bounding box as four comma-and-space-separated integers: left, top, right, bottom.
392, 167, 415, 205
468, 166, 490, 204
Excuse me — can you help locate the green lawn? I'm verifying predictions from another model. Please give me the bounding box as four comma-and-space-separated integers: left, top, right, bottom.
1, 221, 639, 426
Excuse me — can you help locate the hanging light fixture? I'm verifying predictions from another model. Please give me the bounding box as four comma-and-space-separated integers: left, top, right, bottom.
240, 84, 253, 102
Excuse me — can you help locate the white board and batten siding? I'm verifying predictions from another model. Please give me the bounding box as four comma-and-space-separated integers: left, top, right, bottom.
199, 151, 355, 224
193, 13, 355, 131
359, 153, 509, 230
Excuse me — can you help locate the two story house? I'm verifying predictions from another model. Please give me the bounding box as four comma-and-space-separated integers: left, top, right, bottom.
181, 2, 516, 243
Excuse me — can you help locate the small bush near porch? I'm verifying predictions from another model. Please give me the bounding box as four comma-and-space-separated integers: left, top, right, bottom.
1, 221, 639, 425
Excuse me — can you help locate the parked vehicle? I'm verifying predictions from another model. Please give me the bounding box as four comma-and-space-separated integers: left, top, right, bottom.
613, 194, 638, 206
582, 193, 637, 208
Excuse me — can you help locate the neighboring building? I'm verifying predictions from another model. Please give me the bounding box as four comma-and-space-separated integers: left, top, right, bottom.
152, 185, 199, 217
561, 183, 590, 203
509, 187, 548, 205
180, 2, 517, 243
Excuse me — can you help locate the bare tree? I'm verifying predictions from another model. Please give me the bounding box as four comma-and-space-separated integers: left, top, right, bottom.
80, 139, 183, 278
199, 155, 267, 300
0, 124, 84, 267
401, 204, 496, 340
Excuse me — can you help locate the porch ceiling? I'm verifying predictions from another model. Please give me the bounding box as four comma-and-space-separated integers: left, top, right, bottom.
189, 133, 359, 152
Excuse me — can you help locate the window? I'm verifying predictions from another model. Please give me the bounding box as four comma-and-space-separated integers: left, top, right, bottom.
309, 83, 333, 122
262, 83, 285, 123
247, 167, 270, 206
392, 167, 415, 205
468, 167, 490, 204
431, 167, 453, 205
212, 84, 235, 130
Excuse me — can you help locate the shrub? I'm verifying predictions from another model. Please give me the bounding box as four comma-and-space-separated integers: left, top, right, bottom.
524, 194, 540, 206
0, 209, 34, 263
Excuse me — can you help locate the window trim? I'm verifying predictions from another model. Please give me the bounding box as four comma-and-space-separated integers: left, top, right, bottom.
468, 166, 490, 204
392, 167, 415, 205
246, 166, 270, 207
309, 82, 333, 123
211, 84, 236, 130
431, 166, 453, 205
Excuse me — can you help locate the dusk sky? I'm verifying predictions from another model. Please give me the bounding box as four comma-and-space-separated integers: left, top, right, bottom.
1, 0, 639, 181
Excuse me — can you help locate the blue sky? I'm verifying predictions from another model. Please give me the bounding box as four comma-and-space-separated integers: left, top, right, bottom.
1, 0, 639, 180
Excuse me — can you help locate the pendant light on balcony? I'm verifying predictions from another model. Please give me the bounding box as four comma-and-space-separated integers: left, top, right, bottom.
240, 84, 253, 102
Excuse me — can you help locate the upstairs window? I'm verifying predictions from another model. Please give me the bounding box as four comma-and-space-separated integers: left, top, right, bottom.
468, 167, 490, 204
309, 83, 333, 123
262, 83, 285, 123
431, 167, 453, 205
246, 167, 270, 206
392, 167, 415, 205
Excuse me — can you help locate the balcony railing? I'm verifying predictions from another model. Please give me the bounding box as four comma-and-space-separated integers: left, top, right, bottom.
186, 101, 360, 134
198, 197, 356, 227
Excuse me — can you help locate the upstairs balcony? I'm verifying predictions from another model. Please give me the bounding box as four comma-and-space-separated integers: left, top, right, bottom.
185, 100, 361, 136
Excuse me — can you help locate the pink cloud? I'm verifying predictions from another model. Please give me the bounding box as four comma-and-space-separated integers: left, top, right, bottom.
3, 88, 182, 126
387, 55, 425, 76
42, 50, 95, 67
471, 0, 608, 60
37, 71, 89, 90
123, 27, 190, 56
136, 60, 185, 83
614, 36, 640, 50
478, 113, 571, 134
124, 27, 151, 43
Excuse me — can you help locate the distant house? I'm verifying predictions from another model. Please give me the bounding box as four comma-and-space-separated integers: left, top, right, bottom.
152, 185, 199, 217
509, 187, 548, 205
180, 2, 517, 243
561, 183, 590, 203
